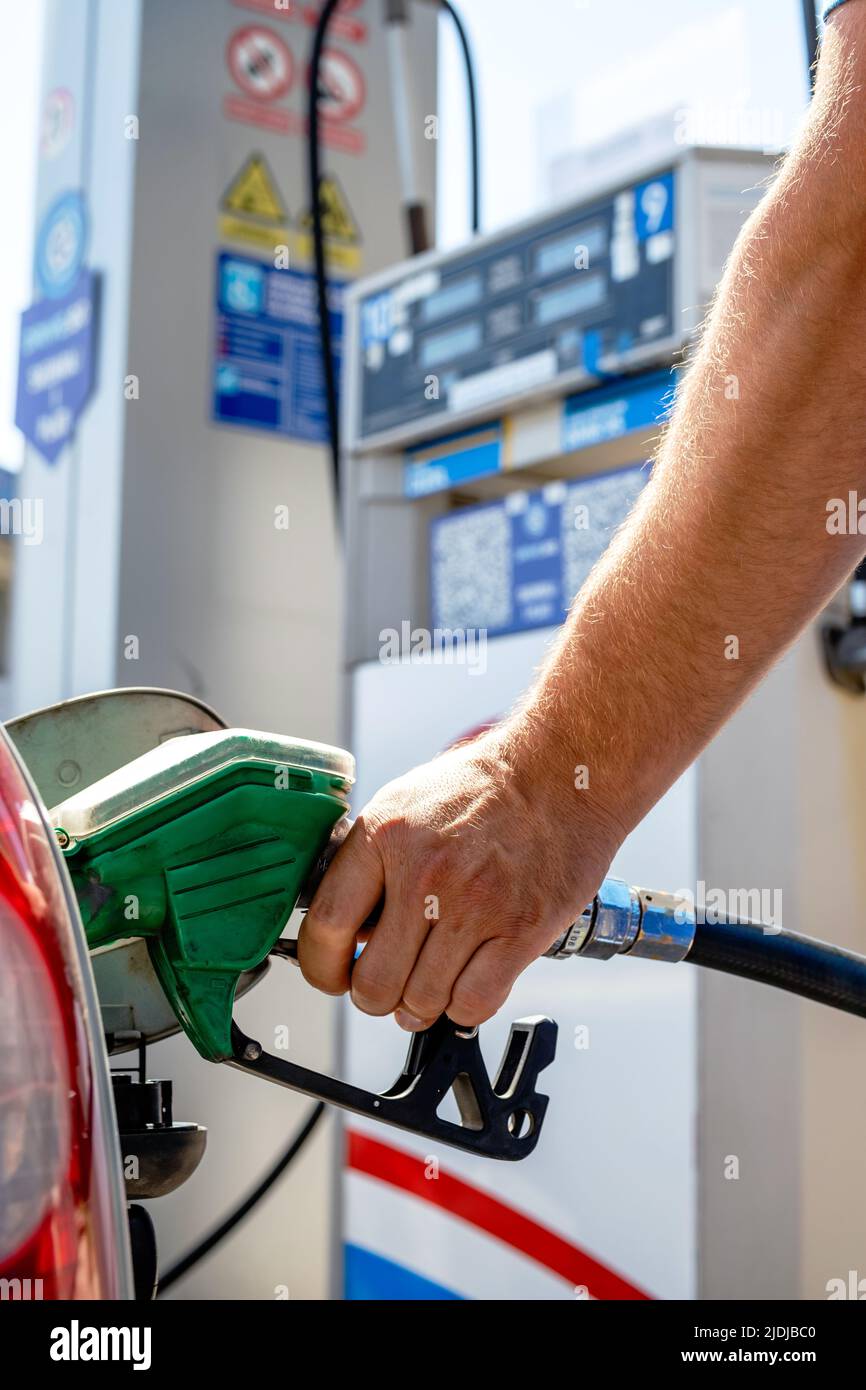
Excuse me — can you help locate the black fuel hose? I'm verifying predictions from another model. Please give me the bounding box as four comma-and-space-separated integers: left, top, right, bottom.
688, 914, 866, 1020
156, 1101, 326, 1296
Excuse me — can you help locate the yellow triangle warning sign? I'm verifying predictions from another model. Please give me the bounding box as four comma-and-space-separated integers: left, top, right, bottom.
299, 175, 359, 244
222, 154, 287, 224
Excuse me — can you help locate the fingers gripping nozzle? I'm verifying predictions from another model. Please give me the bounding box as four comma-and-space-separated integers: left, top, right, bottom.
290, 819, 557, 1160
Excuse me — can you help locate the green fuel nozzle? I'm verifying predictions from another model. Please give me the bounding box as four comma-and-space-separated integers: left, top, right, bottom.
51, 725, 556, 1161
51, 728, 353, 1060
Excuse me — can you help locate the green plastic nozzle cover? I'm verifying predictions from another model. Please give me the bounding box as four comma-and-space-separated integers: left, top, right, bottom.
50, 729, 353, 1060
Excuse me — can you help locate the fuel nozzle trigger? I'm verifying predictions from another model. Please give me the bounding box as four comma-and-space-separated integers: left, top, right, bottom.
284, 822, 557, 1159
229, 991, 556, 1161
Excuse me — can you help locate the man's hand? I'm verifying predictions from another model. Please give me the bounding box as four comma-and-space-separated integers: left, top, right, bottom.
297, 717, 623, 1030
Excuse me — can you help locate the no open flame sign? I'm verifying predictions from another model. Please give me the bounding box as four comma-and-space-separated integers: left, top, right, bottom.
227, 25, 294, 102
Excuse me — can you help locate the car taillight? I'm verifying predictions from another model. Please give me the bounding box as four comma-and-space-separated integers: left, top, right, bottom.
0, 730, 132, 1300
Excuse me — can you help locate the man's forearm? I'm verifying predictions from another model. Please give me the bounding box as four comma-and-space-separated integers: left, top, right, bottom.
299, 4, 866, 1029
517, 12, 866, 839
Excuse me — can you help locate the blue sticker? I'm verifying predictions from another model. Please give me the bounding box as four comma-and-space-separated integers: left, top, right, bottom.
633, 172, 675, 242
16, 271, 97, 464
35, 190, 88, 299
360, 291, 393, 347
213, 252, 343, 444
404, 424, 502, 497
562, 369, 675, 454
510, 494, 563, 632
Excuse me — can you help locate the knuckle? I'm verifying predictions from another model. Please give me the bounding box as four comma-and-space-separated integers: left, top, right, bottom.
421, 842, 456, 886
351, 964, 402, 1015
350, 805, 408, 863
464, 861, 508, 906
305, 893, 346, 936
448, 980, 498, 1025
402, 984, 447, 1019
367, 807, 408, 848
490, 914, 526, 946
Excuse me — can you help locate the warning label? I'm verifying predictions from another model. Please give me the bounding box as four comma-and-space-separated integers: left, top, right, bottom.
219, 152, 293, 252
222, 154, 287, 222
217, 158, 361, 273
299, 175, 358, 242
223, 24, 300, 131
296, 174, 361, 272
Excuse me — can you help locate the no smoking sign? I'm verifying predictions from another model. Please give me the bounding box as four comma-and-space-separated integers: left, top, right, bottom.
315, 48, 366, 124
227, 25, 293, 102
222, 22, 366, 153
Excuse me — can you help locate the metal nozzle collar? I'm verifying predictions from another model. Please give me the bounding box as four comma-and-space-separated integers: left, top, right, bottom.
545, 879, 696, 965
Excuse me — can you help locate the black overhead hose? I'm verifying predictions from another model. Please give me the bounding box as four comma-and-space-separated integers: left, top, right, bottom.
308, 0, 344, 500
687, 914, 866, 1020
308, 0, 481, 503
438, 0, 481, 235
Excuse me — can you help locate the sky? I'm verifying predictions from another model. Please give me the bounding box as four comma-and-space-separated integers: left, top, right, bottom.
0, 0, 820, 468
437, 0, 816, 245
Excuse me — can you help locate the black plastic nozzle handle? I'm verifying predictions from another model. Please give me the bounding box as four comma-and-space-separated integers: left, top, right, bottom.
228, 1010, 556, 1162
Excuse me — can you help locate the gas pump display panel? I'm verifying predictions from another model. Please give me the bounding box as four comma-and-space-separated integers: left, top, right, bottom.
357, 171, 676, 443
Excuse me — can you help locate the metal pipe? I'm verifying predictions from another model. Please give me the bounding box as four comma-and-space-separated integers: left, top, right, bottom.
384, 0, 431, 254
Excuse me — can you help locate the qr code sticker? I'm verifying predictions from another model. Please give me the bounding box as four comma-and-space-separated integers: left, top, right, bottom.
562, 465, 648, 603
431, 505, 512, 632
